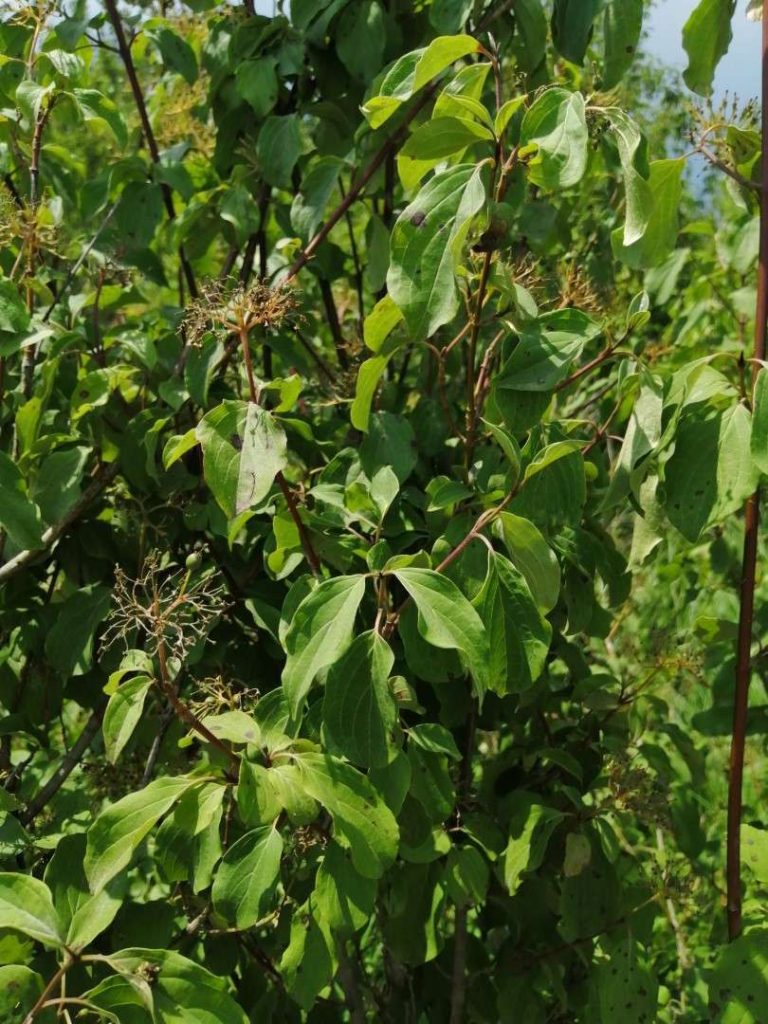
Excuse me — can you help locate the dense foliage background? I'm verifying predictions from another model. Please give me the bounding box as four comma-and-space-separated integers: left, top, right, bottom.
1, 0, 768, 1021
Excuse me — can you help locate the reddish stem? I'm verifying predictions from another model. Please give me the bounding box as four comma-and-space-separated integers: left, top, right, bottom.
727, 0, 768, 942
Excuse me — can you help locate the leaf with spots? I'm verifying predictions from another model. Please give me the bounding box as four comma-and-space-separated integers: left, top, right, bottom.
387, 163, 486, 339
661, 403, 757, 542
590, 931, 658, 1023
709, 927, 768, 1022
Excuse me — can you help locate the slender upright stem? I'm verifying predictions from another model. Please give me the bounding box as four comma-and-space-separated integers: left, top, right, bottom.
285, 87, 436, 282
23, 958, 73, 1024
727, 0, 768, 942
156, 637, 238, 767
238, 329, 321, 576
239, 326, 259, 404
103, 0, 197, 299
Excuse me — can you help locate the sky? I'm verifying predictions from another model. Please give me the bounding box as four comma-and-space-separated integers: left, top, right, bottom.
646, 0, 761, 104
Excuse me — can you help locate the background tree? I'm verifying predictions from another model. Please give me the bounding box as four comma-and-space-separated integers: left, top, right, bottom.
0, 1, 767, 1021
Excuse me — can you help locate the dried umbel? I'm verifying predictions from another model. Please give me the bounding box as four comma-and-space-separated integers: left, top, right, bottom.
557, 263, 604, 315
0, 188, 60, 264
103, 554, 228, 660
183, 279, 298, 347
606, 752, 671, 830
188, 675, 260, 719
687, 92, 761, 158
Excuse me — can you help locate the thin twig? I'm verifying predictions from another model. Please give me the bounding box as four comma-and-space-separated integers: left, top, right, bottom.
319, 278, 349, 369
698, 145, 761, 195
20, 706, 105, 826
22, 958, 74, 1024
156, 637, 238, 768
42, 201, 119, 322
0, 462, 119, 584
285, 86, 437, 282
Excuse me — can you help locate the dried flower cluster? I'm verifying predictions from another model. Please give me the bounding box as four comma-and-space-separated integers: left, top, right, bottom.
183, 279, 298, 346
103, 555, 228, 660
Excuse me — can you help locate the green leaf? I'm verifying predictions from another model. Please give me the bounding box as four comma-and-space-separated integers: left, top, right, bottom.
360, 410, 416, 484
612, 158, 685, 269
503, 795, 563, 894
551, 0, 601, 64
446, 845, 489, 906
363, 294, 404, 352
708, 928, 768, 1022
392, 567, 490, 696
602, 0, 642, 88
196, 400, 287, 518
235, 57, 278, 117
220, 185, 261, 246
362, 35, 481, 129
45, 584, 111, 678
72, 88, 127, 146
430, 0, 473, 34
591, 932, 658, 1023
163, 428, 198, 469
0, 873, 64, 947
16, 79, 54, 122
409, 722, 461, 759
387, 164, 485, 339
495, 512, 560, 612
0, 279, 31, 355
279, 900, 335, 1010
511, 448, 586, 528
751, 367, 768, 475
0, 451, 44, 550
603, 108, 652, 246
0, 965, 42, 1019
314, 841, 376, 936
282, 575, 366, 717
257, 114, 302, 187
211, 826, 283, 929
323, 631, 397, 768
742, 824, 768, 883
521, 88, 588, 190
237, 760, 281, 826
401, 116, 494, 160
294, 752, 399, 877
85, 776, 201, 894
425, 475, 474, 510
31, 446, 89, 524
336, 0, 386, 83
290, 156, 343, 240
45, 833, 123, 951
602, 374, 663, 510
88, 948, 249, 1024
661, 403, 757, 541
524, 440, 582, 482
149, 26, 198, 83
350, 340, 405, 432
511, 0, 548, 74
497, 309, 600, 392
473, 552, 551, 695
682, 0, 736, 96
103, 675, 153, 764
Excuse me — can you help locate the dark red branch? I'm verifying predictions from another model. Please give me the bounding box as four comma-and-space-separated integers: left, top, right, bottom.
727, 0, 768, 942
